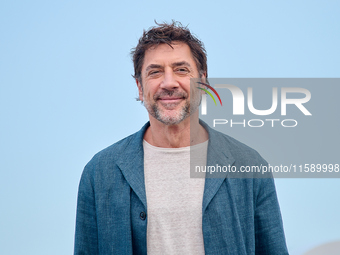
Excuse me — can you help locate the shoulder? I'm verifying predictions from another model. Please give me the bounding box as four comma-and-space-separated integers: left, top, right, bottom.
81, 122, 149, 178
90, 133, 136, 165
205, 123, 267, 165
201, 120, 270, 180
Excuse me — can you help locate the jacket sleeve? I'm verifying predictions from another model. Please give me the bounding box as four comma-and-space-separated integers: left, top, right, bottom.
254, 178, 289, 254
74, 165, 99, 255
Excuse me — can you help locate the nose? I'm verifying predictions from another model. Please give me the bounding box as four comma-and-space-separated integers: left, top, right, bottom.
159, 69, 179, 90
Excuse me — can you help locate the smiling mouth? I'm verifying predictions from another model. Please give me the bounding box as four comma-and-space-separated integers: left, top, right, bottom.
158, 96, 185, 103
159, 97, 183, 101
154, 90, 187, 106
156, 97, 186, 109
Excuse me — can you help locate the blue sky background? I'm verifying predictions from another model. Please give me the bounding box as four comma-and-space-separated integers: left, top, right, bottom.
1, 1, 339, 254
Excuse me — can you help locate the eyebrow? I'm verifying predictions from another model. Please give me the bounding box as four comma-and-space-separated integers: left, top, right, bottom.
170, 61, 191, 68
145, 64, 163, 73
145, 61, 192, 73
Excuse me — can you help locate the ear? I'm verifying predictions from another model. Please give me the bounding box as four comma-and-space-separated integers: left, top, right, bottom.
136, 79, 143, 101
200, 72, 207, 84
199, 72, 208, 92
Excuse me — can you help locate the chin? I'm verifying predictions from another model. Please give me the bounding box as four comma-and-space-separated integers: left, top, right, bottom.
156, 109, 190, 125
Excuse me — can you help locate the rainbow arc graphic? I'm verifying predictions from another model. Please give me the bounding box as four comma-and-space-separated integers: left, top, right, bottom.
197, 82, 223, 106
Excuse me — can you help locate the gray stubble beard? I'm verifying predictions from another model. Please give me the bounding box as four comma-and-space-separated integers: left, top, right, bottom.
143, 91, 201, 126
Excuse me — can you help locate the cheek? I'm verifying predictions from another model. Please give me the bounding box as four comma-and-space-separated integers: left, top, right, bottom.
141, 88, 154, 101
182, 78, 192, 91
143, 82, 158, 97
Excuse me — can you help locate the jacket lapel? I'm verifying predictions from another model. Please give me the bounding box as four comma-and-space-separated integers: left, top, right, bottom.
116, 122, 150, 210
200, 121, 236, 212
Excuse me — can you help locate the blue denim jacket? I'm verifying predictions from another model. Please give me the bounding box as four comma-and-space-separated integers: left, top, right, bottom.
74, 121, 288, 254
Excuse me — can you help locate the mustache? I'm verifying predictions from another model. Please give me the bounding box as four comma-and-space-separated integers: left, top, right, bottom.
154, 90, 188, 100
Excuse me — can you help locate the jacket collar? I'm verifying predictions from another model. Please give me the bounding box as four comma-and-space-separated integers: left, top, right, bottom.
116, 122, 150, 209
200, 120, 235, 212
116, 121, 235, 212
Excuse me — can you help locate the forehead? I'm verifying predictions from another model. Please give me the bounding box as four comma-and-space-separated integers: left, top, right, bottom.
142, 42, 196, 69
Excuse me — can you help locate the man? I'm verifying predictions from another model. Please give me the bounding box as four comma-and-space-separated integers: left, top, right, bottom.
74, 21, 288, 254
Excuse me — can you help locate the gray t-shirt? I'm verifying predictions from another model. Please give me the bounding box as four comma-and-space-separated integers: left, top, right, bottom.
143, 140, 208, 255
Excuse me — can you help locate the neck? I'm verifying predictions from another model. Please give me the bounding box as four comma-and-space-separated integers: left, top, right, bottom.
144, 113, 208, 148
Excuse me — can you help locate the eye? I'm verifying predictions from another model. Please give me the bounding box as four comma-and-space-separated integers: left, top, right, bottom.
175, 67, 189, 74
148, 70, 161, 76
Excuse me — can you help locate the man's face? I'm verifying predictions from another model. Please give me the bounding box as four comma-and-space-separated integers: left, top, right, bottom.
137, 42, 204, 125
